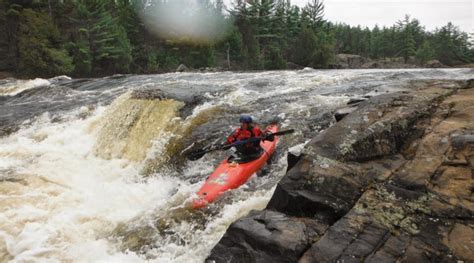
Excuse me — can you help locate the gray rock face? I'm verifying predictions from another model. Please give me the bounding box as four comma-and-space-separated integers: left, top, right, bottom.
207, 210, 326, 263
207, 79, 474, 262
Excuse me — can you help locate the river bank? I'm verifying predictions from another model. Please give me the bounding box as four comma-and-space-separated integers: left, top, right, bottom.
208, 79, 474, 262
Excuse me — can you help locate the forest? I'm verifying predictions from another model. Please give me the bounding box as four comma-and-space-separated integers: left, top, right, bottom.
0, 0, 473, 78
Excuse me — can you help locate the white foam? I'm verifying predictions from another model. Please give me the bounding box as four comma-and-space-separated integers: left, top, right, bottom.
0, 107, 181, 261
0, 78, 51, 96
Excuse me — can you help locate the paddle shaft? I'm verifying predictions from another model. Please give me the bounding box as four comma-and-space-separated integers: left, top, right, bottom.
187, 129, 294, 160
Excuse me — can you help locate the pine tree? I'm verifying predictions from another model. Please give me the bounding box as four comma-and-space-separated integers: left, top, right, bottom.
431, 22, 472, 65
370, 25, 384, 59
312, 28, 335, 68
71, 0, 132, 75
285, 3, 300, 41
301, 0, 324, 30
18, 9, 74, 77
415, 41, 435, 65
230, 0, 262, 68
396, 15, 417, 63
0, 0, 8, 70
2, 1, 22, 71
292, 26, 317, 66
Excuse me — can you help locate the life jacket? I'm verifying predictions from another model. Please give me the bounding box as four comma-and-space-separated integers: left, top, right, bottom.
227, 126, 263, 148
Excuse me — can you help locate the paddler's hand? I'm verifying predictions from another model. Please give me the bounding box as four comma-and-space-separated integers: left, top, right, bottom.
263, 132, 274, 141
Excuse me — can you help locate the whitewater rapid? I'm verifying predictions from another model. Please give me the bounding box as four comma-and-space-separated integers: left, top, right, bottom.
0, 68, 472, 262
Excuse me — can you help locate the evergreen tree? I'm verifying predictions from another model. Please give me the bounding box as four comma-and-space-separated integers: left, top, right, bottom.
312, 28, 335, 68
301, 0, 324, 30
292, 26, 317, 66
230, 0, 262, 68
432, 22, 472, 65
285, 3, 300, 41
18, 9, 74, 77
0, 0, 8, 70
396, 15, 417, 63
71, 0, 132, 75
415, 40, 435, 65
369, 25, 384, 59
2, 1, 22, 71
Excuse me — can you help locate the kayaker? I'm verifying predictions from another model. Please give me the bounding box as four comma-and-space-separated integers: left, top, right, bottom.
225, 115, 274, 160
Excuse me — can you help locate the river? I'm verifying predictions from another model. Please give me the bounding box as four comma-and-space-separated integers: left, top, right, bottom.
0, 68, 472, 262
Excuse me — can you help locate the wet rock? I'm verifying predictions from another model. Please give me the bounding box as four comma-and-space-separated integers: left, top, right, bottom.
286, 151, 301, 173
443, 223, 474, 260
306, 110, 334, 134
0, 126, 19, 137
465, 78, 474, 89
131, 88, 167, 100
335, 54, 368, 69
451, 134, 474, 149
334, 106, 356, 122
300, 184, 466, 263
347, 97, 368, 105
176, 64, 188, 72
362, 61, 383, 68
300, 211, 393, 263
267, 154, 406, 221
425, 59, 446, 68
286, 62, 304, 70
310, 88, 450, 162
176, 94, 207, 119
206, 210, 326, 263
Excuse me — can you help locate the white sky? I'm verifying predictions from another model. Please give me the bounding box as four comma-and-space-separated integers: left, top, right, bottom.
226, 0, 473, 33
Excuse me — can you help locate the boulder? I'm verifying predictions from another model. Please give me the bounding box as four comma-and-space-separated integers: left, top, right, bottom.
361, 61, 382, 69
206, 210, 326, 263
176, 64, 188, 72
334, 106, 356, 121
335, 54, 368, 69
347, 97, 368, 106
286, 62, 304, 70
131, 88, 167, 100
425, 60, 446, 68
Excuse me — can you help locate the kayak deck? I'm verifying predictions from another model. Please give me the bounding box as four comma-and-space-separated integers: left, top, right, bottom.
192, 125, 279, 208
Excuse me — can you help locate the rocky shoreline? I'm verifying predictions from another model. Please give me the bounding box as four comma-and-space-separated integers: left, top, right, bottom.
207, 79, 474, 262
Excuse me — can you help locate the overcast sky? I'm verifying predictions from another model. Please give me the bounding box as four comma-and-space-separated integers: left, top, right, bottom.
290, 0, 473, 33
224, 0, 473, 33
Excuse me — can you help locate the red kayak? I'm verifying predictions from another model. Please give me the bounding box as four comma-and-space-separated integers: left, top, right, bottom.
192, 124, 279, 208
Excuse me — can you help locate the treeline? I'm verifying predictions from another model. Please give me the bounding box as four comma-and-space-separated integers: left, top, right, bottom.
0, 0, 472, 78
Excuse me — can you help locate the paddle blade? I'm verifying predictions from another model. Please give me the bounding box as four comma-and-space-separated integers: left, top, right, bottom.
272, 129, 295, 136
186, 150, 207, 161
185, 144, 226, 161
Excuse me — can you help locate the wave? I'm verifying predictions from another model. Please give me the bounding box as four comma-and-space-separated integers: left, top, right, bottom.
0, 78, 51, 96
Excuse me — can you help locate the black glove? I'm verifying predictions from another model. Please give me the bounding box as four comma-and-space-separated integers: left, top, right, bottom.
263, 132, 274, 141
222, 144, 232, 150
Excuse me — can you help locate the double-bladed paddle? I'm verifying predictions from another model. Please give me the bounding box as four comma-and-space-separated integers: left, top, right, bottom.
185, 129, 294, 161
